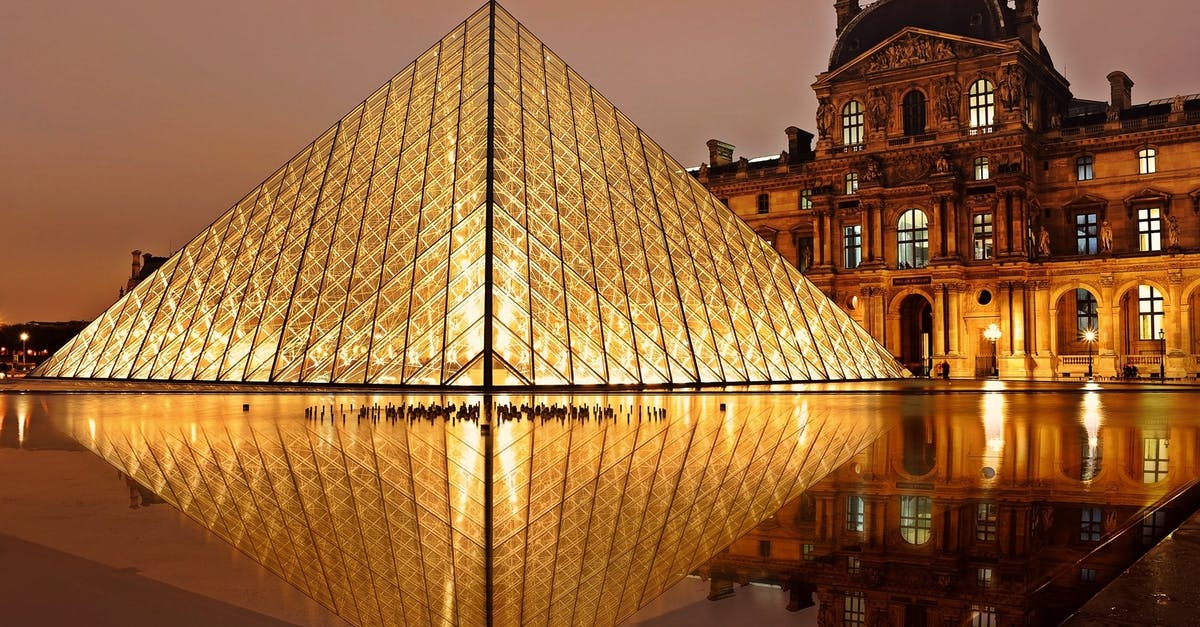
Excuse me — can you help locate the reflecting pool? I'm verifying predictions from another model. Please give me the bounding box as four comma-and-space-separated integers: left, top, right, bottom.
1, 380, 1197, 626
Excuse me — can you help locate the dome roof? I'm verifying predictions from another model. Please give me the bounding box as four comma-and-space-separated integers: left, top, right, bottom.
829, 0, 1016, 71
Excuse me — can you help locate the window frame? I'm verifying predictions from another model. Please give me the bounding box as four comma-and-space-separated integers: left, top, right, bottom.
1075, 211, 1098, 255
1137, 207, 1162, 252
1076, 289, 1098, 337
902, 90, 927, 136
1138, 148, 1157, 175
846, 495, 865, 531
1138, 285, 1164, 341
1143, 437, 1169, 483
756, 192, 770, 215
897, 209, 930, 269
842, 100, 866, 147
1077, 155, 1095, 181
974, 156, 990, 181
845, 172, 860, 195
800, 188, 813, 210
843, 225, 862, 270
972, 212, 994, 260
976, 502, 998, 542
843, 592, 867, 627
1080, 506, 1103, 542
899, 495, 933, 545
968, 79, 995, 132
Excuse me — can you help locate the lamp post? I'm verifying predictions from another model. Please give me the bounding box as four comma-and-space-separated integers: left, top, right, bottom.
1159, 328, 1166, 380
19, 332, 28, 367
983, 323, 1002, 378
1083, 329, 1097, 380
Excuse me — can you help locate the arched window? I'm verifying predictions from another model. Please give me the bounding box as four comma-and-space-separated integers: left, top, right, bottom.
1138, 285, 1164, 340
902, 90, 927, 136
1138, 148, 1157, 174
1076, 289, 1098, 336
974, 156, 990, 181
842, 101, 865, 147
1077, 155, 1095, 181
897, 209, 929, 269
845, 172, 859, 195
969, 79, 995, 131
900, 496, 932, 545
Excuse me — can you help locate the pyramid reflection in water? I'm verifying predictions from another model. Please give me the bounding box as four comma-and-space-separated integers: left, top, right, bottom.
35, 2, 903, 387
67, 393, 883, 626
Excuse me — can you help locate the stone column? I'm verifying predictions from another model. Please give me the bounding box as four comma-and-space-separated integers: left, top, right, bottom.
934, 286, 947, 357
812, 211, 825, 268
948, 285, 962, 355
1099, 275, 1117, 356
999, 282, 1014, 357
874, 202, 886, 266
1168, 271, 1184, 354
1013, 281, 1027, 355
1034, 281, 1052, 355
1011, 190, 1029, 257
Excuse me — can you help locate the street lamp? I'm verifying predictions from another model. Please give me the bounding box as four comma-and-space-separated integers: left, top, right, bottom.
1082, 329, 1097, 380
19, 332, 28, 367
983, 323, 1002, 378
1159, 328, 1166, 380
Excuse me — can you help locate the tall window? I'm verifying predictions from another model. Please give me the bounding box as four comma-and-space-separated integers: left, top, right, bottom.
844, 593, 867, 626
902, 90, 927, 136
971, 606, 998, 627
843, 101, 865, 147
846, 495, 865, 531
844, 225, 862, 270
973, 213, 994, 260
1138, 285, 1164, 340
1076, 289, 1098, 336
801, 188, 813, 209
847, 555, 862, 575
1143, 437, 1169, 483
845, 172, 859, 195
976, 503, 998, 542
900, 495, 932, 545
1080, 507, 1103, 542
977, 567, 994, 588
1138, 207, 1162, 251
1077, 155, 1095, 181
756, 193, 769, 214
758, 540, 772, 558
1076, 212, 1098, 255
974, 156, 990, 181
969, 79, 995, 131
1138, 148, 1157, 175
897, 209, 930, 269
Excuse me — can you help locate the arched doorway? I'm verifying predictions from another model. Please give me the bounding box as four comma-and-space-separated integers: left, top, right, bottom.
1056, 288, 1099, 369
899, 294, 933, 376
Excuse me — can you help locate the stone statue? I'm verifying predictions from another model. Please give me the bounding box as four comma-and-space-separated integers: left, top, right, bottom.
938, 77, 962, 121
862, 158, 883, 185
868, 88, 890, 131
935, 152, 951, 174
800, 243, 813, 273
1168, 215, 1181, 248
778, 150, 789, 166
816, 97, 834, 139
1036, 225, 1051, 257
1100, 220, 1114, 252
999, 65, 1025, 111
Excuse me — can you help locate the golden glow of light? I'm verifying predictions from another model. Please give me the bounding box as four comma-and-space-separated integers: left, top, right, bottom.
1082, 329, 1097, 343
983, 323, 1002, 343
1083, 391, 1102, 451
983, 393, 1005, 453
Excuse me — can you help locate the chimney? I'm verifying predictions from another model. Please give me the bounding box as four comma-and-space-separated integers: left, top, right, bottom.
707, 139, 735, 167
835, 1, 862, 36
785, 126, 815, 160
1014, 0, 1041, 53
131, 250, 142, 279
1107, 71, 1134, 112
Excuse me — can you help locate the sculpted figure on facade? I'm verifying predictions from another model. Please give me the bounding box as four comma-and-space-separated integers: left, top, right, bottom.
937, 77, 962, 121
862, 157, 883, 185
866, 34, 953, 73
999, 65, 1026, 111
1100, 220, 1114, 252
1036, 225, 1051, 257
1167, 215, 1182, 248
816, 97, 835, 139
868, 88, 891, 131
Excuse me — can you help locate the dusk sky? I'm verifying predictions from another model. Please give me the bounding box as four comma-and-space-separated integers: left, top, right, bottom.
3, 0, 1198, 323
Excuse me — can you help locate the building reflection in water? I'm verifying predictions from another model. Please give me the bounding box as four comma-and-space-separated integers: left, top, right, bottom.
16, 391, 887, 627
702, 389, 1200, 626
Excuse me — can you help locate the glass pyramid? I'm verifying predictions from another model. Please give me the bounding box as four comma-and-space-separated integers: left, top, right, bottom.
34, 2, 905, 387
56, 392, 884, 627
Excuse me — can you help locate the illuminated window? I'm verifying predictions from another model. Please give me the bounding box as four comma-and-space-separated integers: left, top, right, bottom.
1076, 289, 1098, 337
973, 213, 993, 260
848, 555, 862, 575
756, 193, 770, 215
1075, 212, 1098, 255
1143, 437, 1169, 483
969, 79, 995, 131
801, 188, 813, 209
844, 592, 867, 626
802, 543, 815, 561
903, 90, 927, 136
976, 503, 998, 542
971, 606, 998, 627
1142, 510, 1167, 545
1138, 207, 1162, 252
1138, 148, 1157, 175
1077, 155, 1095, 181
844, 226, 862, 270
1080, 507, 1102, 542
897, 209, 929, 269
843, 101, 865, 147
1080, 568, 1097, 583
900, 495, 932, 544
846, 172, 859, 195
1138, 285, 1164, 340
974, 156, 990, 181
846, 495, 865, 531
977, 567, 994, 588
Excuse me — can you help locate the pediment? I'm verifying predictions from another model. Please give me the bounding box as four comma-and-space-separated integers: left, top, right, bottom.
817, 28, 1011, 85
1063, 194, 1109, 209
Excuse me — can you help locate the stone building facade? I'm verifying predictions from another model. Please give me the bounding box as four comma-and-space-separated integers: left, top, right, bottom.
696, 0, 1200, 379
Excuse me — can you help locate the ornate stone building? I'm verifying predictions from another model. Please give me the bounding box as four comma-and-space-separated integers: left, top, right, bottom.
700, 394, 1200, 625
696, 0, 1200, 379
